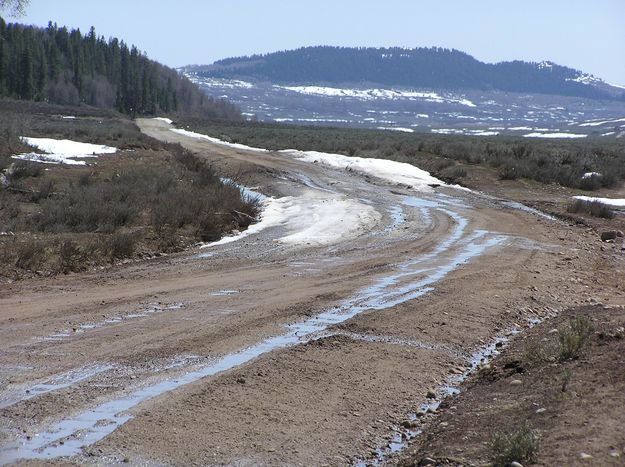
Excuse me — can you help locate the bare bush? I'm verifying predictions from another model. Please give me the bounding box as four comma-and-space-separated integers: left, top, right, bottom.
567, 199, 615, 219
107, 232, 136, 260
7, 160, 43, 179
558, 316, 594, 361
15, 240, 45, 270
490, 423, 539, 467
58, 239, 83, 273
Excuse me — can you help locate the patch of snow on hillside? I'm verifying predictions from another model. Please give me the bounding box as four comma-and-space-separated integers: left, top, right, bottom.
186, 76, 254, 89
14, 137, 117, 165
523, 132, 587, 139
573, 196, 625, 207
537, 61, 554, 70
431, 129, 499, 136
579, 117, 625, 127
582, 172, 601, 179
377, 127, 414, 133
274, 85, 476, 107
281, 149, 443, 192
153, 117, 173, 124
431, 129, 463, 135
471, 130, 500, 136
171, 128, 268, 152
567, 73, 603, 86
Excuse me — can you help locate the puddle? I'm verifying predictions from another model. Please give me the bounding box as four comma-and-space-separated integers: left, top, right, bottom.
382, 206, 406, 233
0, 194, 507, 464
209, 290, 240, 296
294, 173, 335, 194
327, 331, 459, 357
501, 200, 556, 221
36, 303, 184, 343
0, 365, 114, 410
220, 177, 268, 202
197, 252, 216, 259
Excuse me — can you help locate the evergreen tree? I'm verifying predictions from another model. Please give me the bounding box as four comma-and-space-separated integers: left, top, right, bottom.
19, 44, 34, 99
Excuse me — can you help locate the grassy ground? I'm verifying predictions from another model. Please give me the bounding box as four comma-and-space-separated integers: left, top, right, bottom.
0, 100, 258, 280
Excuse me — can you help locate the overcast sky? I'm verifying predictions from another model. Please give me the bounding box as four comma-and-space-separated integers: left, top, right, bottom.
13, 0, 625, 85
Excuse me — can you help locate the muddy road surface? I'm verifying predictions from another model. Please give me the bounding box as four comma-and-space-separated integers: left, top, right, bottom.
1, 119, 621, 465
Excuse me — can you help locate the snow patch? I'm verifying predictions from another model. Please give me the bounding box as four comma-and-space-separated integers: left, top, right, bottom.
189, 76, 254, 89
203, 191, 380, 248
582, 172, 601, 179
153, 117, 173, 124
377, 127, 414, 133
14, 137, 117, 165
523, 132, 587, 139
274, 85, 476, 107
579, 117, 625, 127
281, 149, 443, 192
537, 61, 554, 70
567, 73, 603, 86
431, 129, 499, 136
573, 196, 625, 207
171, 128, 268, 152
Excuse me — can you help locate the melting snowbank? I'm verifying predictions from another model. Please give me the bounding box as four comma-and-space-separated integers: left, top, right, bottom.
523, 132, 587, 139
280, 149, 444, 191
14, 137, 117, 165
166, 121, 445, 192
171, 128, 268, 152
205, 191, 381, 248
573, 196, 625, 207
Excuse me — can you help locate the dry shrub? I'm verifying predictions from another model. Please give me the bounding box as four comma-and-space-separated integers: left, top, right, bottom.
567, 199, 615, 219
490, 423, 539, 467
15, 240, 46, 270
558, 316, 594, 361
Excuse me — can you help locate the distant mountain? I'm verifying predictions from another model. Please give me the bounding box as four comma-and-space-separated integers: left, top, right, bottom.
0, 16, 241, 119
184, 46, 624, 101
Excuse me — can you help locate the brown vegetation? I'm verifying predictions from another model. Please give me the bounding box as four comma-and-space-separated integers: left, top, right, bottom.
177, 118, 625, 190
0, 102, 258, 279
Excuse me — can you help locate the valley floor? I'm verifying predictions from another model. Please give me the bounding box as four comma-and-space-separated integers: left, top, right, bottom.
0, 119, 623, 465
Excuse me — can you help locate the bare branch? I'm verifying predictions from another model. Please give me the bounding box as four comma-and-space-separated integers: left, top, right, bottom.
0, 0, 30, 17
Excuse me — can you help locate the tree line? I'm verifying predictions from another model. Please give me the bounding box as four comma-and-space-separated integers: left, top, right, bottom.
0, 16, 241, 119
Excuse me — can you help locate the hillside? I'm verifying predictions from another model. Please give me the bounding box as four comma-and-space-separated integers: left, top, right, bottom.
185, 46, 625, 101
0, 16, 241, 119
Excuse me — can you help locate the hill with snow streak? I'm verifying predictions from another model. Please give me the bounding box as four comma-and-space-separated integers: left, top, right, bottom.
184, 46, 625, 101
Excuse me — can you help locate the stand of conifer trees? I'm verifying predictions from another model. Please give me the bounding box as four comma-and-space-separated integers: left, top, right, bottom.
0, 17, 241, 119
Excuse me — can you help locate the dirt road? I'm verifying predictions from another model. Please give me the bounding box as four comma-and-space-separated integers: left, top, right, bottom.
0, 119, 622, 465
